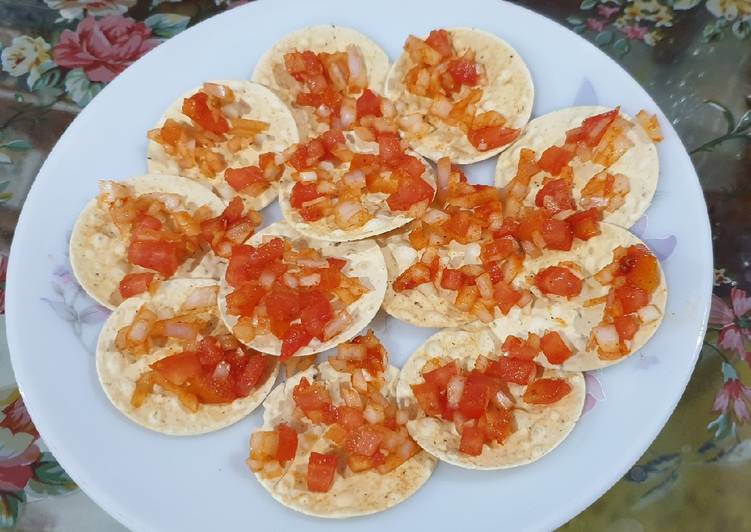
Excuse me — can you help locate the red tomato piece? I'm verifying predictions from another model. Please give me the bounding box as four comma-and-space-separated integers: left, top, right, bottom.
440, 268, 465, 290
275, 424, 298, 463
480, 236, 517, 263
620, 246, 660, 294
493, 281, 522, 314
535, 178, 575, 214
377, 133, 403, 166
459, 425, 484, 456
133, 214, 162, 232
566, 208, 602, 241
266, 288, 301, 324
290, 182, 323, 209
307, 452, 337, 493
614, 314, 640, 341
197, 337, 223, 366
411, 382, 443, 416
392, 262, 432, 292
448, 59, 479, 87
534, 266, 582, 298
541, 218, 574, 251
127, 240, 180, 277
300, 291, 333, 340
336, 406, 365, 430
578, 108, 619, 146
317, 268, 341, 291
467, 126, 519, 151
293, 378, 331, 412
188, 372, 236, 404
150, 352, 202, 386
500, 335, 538, 361
182, 92, 228, 135
118, 272, 155, 299
514, 209, 546, 242
235, 354, 268, 397
281, 323, 313, 360
425, 29, 453, 57
615, 283, 650, 314
345, 425, 383, 457
288, 140, 325, 171
458, 372, 492, 419
386, 177, 434, 211
485, 356, 537, 385
225, 166, 265, 192
479, 407, 514, 443
356, 89, 382, 119
423, 361, 459, 389
540, 332, 573, 365
523, 378, 572, 404
399, 154, 427, 179
225, 285, 265, 316
537, 146, 575, 176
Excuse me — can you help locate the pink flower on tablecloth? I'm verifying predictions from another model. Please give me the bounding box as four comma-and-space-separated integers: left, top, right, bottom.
597, 5, 621, 18
53, 15, 159, 83
710, 287, 751, 364
587, 18, 607, 32
0, 430, 40, 492
713, 379, 751, 424
621, 23, 650, 40
0, 397, 38, 439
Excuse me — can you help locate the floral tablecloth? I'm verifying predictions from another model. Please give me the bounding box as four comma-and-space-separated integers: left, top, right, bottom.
0, 0, 749, 530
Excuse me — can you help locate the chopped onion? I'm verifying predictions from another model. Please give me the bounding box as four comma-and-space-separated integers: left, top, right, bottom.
593, 324, 620, 352
212, 360, 231, 381
638, 304, 661, 323
517, 290, 533, 308
423, 208, 449, 225
396, 409, 410, 425
363, 403, 385, 424
520, 240, 541, 258
369, 391, 389, 408
341, 384, 364, 408
182, 286, 218, 310
298, 171, 317, 182
202, 82, 227, 98
429, 98, 452, 119
476, 273, 494, 300
494, 389, 515, 409
352, 368, 368, 392
340, 99, 356, 128
323, 311, 352, 340
127, 320, 150, 343
282, 272, 299, 288
299, 273, 321, 287
397, 440, 417, 460
259, 268, 277, 290
343, 170, 366, 188
380, 98, 396, 118
316, 181, 336, 194
472, 302, 494, 323
316, 104, 331, 118
163, 320, 197, 340
296, 257, 328, 268
98, 180, 130, 201
446, 375, 465, 409
334, 200, 363, 223
474, 355, 490, 372
337, 343, 367, 361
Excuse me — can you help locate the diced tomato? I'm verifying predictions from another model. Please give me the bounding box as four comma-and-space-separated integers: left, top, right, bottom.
225, 166, 265, 192
614, 314, 640, 341
348, 454, 374, 472
423, 361, 459, 389
288, 139, 325, 171
336, 406, 365, 430
275, 424, 298, 462
345, 425, 382, 457
349, 153, 380, 176
566, 208, 602, 241
378, 133, 403, 166
534, 266, 582, 298
327, 257, 347, 271
500, 335, 538, 361
393, 263, 432, 292
576, 108, 619, 147
541, 218, 574, 251
458, 372, 493, 419
293, 378, 331, 412
127, 240, 180, 277
467, 126, 519, 151
444, 211, 471, 238
320, 129, 345, 153
485, 356, 537, 385
494, 217, 521, 238
290, 182, 323, 209
133, 214, 162, 232
265, 288, 301, 324
481, 236, 516, 263
523, 378, 571, 404
150, 352, 201, 386
118, 272, 155, 299
485, 261, 504, 284
182, 92, 228, 135
479, 407, 514, 443
235, 354, 267, 396
514, 209, 546, 242
537, 146, 575, 176
459, 425, 484, 456
387, 176, 434, 211
615, 283, 649, 314
411, 382, 443, 416
540, 332, 573, 365
300, 291, 333, 340
281, 323, 313, 360
307, 452, 337, 493
197, 337, 223, 366
399, 154, 427, 179
222, 197, 245, 223
317, 268, 341, 291
440, 268, 465, 290
188, 372, 236, 404
493, 281, 522, 314
225, 285, 265, 316
535, 178, 575, 214
620, 246, 660, 294
425, 29, 453, 57
448, 58, 479, 87
356, 89, 382, 119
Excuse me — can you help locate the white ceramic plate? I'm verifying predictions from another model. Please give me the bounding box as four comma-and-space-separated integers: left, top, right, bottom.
6, 0, 712, 530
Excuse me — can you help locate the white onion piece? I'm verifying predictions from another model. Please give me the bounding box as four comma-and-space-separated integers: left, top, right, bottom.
282, 272, 299, 289
323, 311, 352, 340
181, 286, 218, 310
464, 243, 481, 265
476, 273, 494, 300
127, 320, 150, 342
316, 181, 336, 194
446, 375, 465, 409
396, 409, 410, 425
397, 440, 417, 460
340, 100, 356, 128
494, 389, 515, 410
298, 273, 321, 287
202, 82, 227, 98
341, 384, 364, 408
98, 180, 130, 201
296, 258, 328, 268
316, 104, 331, 118
423, 208, 449, 225
259, 269, 277, 290
638, 304, 661, 323
593, 324, 620, 352
429, 98, 452, 118
298, 171, 317, 182
337, 343, 367, 361
335, 200, 363, 223
319, 160, 335, 171
164, 321, 196, 340
363, 403, 385, 424
212, 361, 231, 381
343, 170, 365, 188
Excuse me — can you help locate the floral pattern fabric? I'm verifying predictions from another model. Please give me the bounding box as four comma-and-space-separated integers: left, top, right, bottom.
0, 0, 750, 529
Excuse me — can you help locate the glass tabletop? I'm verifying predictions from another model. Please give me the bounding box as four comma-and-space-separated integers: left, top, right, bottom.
0, 0, 748, 529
